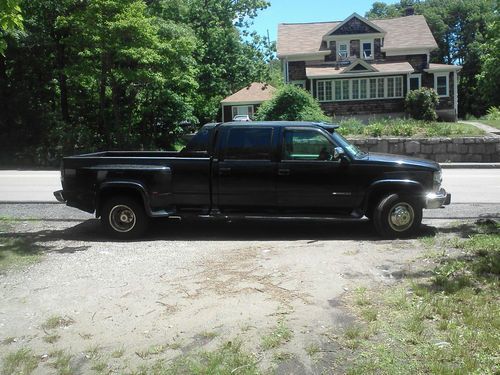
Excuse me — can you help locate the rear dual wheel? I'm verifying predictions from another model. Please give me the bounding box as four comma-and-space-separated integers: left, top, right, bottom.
101, 196, 148, 239
373, 194, 422, 238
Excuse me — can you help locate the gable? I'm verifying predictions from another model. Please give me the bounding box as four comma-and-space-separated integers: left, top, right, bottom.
330, 16, 380, 35
342, 59, 378, 73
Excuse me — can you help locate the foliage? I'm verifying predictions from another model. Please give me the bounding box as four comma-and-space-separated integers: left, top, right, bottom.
336, 118, 484, 138
405, 87, 439, 121
484, 106, 500, 121
0, 0, 23, 54
366, 0, 498, 117
477, 10, 500, 110
0, 0, 273, 165
254, 85, 330, 122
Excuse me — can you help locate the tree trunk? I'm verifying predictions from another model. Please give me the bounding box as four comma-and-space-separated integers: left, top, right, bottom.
55, 38, 70, 123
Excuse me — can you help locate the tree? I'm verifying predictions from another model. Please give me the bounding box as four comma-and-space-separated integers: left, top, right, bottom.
255, 85, 330, 122
0, 0, 23, 54
365, 0, 496, 117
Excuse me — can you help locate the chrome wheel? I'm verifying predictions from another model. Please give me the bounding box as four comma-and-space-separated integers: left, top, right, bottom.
109, 205, 136, 233
388, 202, 414, 232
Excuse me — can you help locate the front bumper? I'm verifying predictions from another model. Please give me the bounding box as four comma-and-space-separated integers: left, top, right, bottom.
425, 188, 451, 209
53, 190, 66, 203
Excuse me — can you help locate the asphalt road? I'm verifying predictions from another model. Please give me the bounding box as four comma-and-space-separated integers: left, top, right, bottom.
0, 169, 499, 221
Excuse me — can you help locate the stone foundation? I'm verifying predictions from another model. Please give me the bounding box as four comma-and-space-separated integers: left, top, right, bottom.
348, 137, 500, 162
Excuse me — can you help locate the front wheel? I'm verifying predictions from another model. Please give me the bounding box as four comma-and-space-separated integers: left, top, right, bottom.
373, 194, 422, 238
101, 196, 149, 239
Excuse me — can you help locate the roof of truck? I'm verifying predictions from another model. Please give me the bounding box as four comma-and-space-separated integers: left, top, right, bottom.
211, 121, 340, 129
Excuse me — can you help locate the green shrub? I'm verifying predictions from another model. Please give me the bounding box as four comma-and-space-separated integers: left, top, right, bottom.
485, 106, 500, 120
337, 118, 365, 136
363, 123, 384, 137
405, 88, 440, 121
254, 85, 330, 122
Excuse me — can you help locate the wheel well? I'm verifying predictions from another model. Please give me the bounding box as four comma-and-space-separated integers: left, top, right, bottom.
96, 187, 145, 218
365, 185, 424, 214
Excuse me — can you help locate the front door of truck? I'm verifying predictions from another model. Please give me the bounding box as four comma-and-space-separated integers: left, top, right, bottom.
215, 126, 277, 212
276, 127, 354, 213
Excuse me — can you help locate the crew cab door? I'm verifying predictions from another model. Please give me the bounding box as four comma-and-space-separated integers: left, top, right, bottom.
276, 127, 354, 212
215, 126, 277, 212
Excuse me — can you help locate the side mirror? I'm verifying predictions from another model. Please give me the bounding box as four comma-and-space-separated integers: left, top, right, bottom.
333, 147, 346, 160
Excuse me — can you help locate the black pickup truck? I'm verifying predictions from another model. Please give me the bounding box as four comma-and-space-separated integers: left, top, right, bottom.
54, 121, 450, 238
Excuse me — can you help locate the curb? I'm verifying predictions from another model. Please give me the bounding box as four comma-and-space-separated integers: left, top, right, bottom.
440, 163, 500, 169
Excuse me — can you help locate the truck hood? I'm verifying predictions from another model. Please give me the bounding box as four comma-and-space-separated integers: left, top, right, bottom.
366, 152, 440, 171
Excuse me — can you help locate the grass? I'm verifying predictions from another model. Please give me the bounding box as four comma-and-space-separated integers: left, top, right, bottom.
42, 333, 60, 344
48, 350, 73, 375
41, 315, 75, 330
1, 348, 38, 375
0, 228, 42, 272
261, 320, 293, 350
131, 341, 259, 375
344, 220, 500, 374
111, 347, 125, 358
305, 343, 320, 358
336, 118, 485, 138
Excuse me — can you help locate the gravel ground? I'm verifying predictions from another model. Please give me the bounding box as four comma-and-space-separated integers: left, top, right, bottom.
0, 204, 490, 374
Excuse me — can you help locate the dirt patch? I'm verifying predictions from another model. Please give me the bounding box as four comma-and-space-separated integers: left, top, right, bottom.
0, 217, 436, 373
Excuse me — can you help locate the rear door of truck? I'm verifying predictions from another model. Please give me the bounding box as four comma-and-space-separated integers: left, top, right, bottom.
213, 125, 278, 212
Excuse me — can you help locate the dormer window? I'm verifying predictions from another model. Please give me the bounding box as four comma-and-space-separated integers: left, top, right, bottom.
362, 40, 373, 59
338, 43, 348, 58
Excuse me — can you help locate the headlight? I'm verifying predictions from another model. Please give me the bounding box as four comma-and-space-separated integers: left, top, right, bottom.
433, 170, 442, 191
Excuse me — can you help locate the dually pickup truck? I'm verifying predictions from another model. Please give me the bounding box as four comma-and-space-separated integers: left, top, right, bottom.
54, 121, 450, 239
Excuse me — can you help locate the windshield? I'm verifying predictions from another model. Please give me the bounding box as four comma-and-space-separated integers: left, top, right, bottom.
331, 132, 366, 158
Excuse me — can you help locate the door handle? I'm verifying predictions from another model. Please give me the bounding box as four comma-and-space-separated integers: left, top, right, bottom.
219, 167, 231, 176
278, 168, 290, 176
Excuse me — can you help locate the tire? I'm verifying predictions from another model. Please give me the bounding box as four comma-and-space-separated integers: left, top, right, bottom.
373, 193, 422, 238
101, 195, 149, 239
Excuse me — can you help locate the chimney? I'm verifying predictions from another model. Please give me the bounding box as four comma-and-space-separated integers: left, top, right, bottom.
405, 6, 415, 16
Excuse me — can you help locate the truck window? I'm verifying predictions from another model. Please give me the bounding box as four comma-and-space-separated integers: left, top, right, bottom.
283, 129, 334, 161
183, 126, 211, 152
224, 128, 273, 160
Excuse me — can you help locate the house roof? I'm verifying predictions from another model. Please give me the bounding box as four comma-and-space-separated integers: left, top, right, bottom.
277, 15, 438, 57
306, 61, 414, 78
221, 82, 276, 104
425, 63, 462, 72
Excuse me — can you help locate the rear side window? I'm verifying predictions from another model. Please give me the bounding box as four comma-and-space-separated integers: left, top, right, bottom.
184, 126, 212, 152
224, 128, 273, 160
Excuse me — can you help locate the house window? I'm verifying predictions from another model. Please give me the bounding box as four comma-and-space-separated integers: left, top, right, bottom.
435, 73, 449, 97
409, 74, 421, 91
395, 77, 403, 97
335, 80, 342, 100
352, 79, 359, 99
342, 80, 349, 100
360, 79, 368, 99
338, 43, 348, 59
362, 40, 373, 59
317, 81, 333, 102
232, 105, 254, 119
387, 77, 395, 97
377, 78, 385, 98
369, 78, 377, 98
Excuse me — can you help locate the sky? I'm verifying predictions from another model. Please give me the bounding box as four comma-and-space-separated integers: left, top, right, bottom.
249, 0, 400, 42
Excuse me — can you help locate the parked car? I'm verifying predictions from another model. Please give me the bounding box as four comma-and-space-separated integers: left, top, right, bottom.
232, 114, 252, 122
54, 121, 450, 239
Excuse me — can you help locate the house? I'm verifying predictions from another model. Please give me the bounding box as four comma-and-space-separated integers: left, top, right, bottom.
221, 82, 276, 122
277, 12, 461, 121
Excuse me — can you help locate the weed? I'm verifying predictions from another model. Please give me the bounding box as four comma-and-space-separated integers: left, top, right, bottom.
199, 331, 218, 340
42, 333, 60, 344
90, 361, 108, 373
84, 345, 101, 360
111, 347, 125, 358
41, 315, 74, 330
360, 307, 377, 322
48, 350, 73, 375
1, 348, 38, 375
272, 351, 292, 362
1, 337, 16, 345
354, 287, 370, 306
305, 343, 320, 357
261, 320, 292, 350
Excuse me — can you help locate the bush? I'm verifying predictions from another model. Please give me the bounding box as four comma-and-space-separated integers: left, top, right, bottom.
485, 106, 500, 120
405, 88, 440, 121
254, 85, 330, 122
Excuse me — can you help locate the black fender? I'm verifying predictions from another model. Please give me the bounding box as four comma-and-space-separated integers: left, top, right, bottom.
362, 179, 425, 213
95, 181, 151, 218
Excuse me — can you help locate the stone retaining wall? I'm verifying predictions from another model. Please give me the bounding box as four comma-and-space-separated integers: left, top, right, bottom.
347, 137, 500, 162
